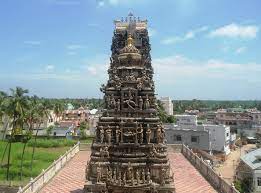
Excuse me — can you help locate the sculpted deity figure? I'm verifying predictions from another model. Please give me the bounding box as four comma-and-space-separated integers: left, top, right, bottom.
115, 126, 120, 143
112, 168, 117, 183
144, 94, 150, 109
142, 169, 146, 183
106, 126, 112, 144
100, 126, 104, 143
118, 170, 122, 185
146, 124, 151, 144
124, 90, 136, 110
160, 167, 166, 186
135, 122, 138, 144
138, 96, 143, 110
136, 169, 140, 184
120, 120, 124, 143
127, 162, 133, 181
146, 170, 152, 183
138, 124, 143, 144
96, 163, 101, 183
122, 171, 126, 185
110, 94, 116, 108
156, 125, 162, 143
107, 167, 112, 182
116, 99, 121, 111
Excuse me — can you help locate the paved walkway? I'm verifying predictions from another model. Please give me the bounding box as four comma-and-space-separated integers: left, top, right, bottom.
40, 151, 217, 193
39, 151, 90, 193
169, 153, 218, 193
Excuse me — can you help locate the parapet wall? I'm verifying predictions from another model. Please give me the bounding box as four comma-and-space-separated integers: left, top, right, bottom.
181, 145, 240, 193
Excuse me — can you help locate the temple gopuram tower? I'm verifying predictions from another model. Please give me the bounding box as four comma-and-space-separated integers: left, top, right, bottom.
84, 13, 175, 193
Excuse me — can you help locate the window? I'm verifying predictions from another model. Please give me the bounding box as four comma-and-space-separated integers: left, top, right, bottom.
191, 136, 199, 143
176, 135, 182, 141
174, 135, 182, 141
258, 177, 261, 186
226, 133, 229, 137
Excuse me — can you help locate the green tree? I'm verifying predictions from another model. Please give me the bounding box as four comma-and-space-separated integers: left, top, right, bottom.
30, 100, 50, 176
4, 87, 29, 180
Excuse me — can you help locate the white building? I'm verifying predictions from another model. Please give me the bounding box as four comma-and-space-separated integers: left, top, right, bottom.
160, 97, 173, 115
237, 148, 261, 193
175, 114, 197, 128
165, 114, 231, 155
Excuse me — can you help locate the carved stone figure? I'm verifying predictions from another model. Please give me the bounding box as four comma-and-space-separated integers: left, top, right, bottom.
138, 124, 143, 143
144, 94, 150, 109
160, 167, 166, 186
136, 169, 140, 184
113, 168, 117, 182
115, 126, 120, 143
146, 170, 151, 183
100, 126, 104, 143
141, 169, 146, 183
106, 127, 112, 144
157, 125, 162, 143
97, 164, 101, 183
116, 99, 121, 111
146, 125, 151, 144
110, 94, 116, 109
138, 96, 143, 110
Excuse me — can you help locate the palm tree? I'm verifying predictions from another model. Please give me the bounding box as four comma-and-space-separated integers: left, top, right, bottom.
4, 87, 28, 180
19, 96, 39, 180
30, 100, 50, 176
53, 102, 65, 123
0, 91, 8, 168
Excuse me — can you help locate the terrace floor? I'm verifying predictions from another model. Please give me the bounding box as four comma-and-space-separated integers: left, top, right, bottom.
39, 151, 218, 193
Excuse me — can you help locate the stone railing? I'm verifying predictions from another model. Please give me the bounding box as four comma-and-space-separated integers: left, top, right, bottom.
181, 145, 240, 193
17, 142, 80, 193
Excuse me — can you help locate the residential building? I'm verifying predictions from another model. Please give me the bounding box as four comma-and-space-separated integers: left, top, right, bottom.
213, 108, 261, 137
165, 114, 231, 155
236, 148, 261, 193
160, 97, 173, 115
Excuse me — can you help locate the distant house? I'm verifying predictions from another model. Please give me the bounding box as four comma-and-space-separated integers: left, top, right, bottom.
165, 114, 231, 155
236, 148, 261, 193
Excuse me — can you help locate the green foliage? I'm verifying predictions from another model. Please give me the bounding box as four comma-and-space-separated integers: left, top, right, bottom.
46, 125, 54, 138
157, 100, 176, 123
0, 140, 69, 183
79, 122, 89, 140
27, 139, 77, 148
234, 179, 251, 193
173, 99, 261, 113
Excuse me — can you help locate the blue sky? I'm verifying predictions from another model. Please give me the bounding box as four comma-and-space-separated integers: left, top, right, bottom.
0, 0, 261, 100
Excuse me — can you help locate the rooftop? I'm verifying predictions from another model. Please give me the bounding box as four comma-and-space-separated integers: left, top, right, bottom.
241, 148, 261, 170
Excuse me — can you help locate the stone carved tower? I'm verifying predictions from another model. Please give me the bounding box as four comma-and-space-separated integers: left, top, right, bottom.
84, 13, 175, 193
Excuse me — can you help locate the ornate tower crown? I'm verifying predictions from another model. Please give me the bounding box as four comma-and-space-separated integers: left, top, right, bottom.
119, 34, 140, 54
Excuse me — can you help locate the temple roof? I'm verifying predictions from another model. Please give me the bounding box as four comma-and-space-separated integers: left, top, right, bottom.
119, 34, 140, 55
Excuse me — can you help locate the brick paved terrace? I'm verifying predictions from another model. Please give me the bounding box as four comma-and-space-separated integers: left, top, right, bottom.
39, 151, 218, 193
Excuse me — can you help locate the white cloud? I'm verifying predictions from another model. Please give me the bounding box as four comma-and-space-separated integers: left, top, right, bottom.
97, 0, 105, 7
161, 26, 208, 45
67, 51, 77, 55
97, 0, 143, 6
209, 23, 258, 39
153, 55, 261, 84
24, 41, 41, 46
87, 67, 97, 75
66, 44, 84, 50
45, 65, 55, 72
235, 46, 247, 54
